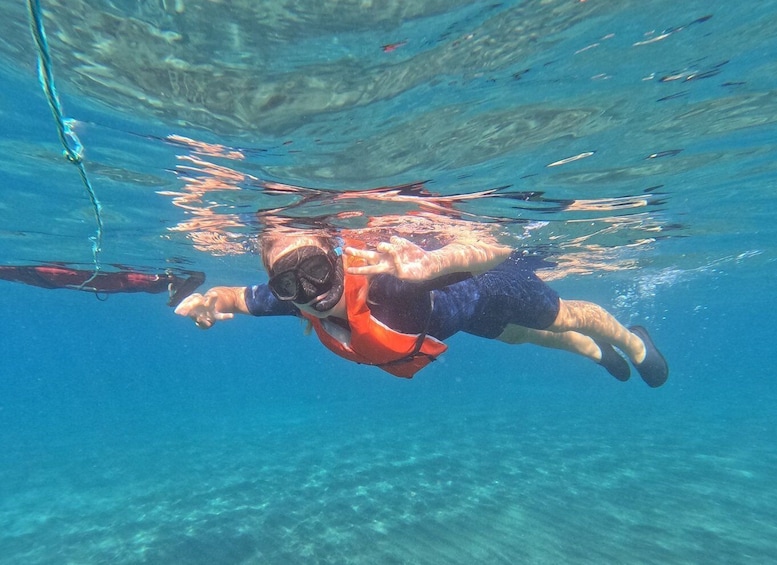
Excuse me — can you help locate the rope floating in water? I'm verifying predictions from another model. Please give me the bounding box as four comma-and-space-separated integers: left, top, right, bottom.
27, 0, 104, 283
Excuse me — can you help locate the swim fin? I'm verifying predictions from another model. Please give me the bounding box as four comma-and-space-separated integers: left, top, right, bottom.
629, 325, 669, 388
596, 340, 631, 382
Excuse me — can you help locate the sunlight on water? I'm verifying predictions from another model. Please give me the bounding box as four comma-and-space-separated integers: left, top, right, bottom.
2, 0, 775, 276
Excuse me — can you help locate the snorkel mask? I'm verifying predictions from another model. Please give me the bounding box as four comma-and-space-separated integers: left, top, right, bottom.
267, 241, 344, 312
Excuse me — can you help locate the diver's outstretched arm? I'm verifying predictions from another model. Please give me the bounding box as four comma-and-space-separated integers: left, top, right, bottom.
174, 286, 248, 329
344, 236, 512, 281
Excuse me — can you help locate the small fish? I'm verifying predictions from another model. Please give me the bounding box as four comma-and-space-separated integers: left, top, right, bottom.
382, 41, 407, 53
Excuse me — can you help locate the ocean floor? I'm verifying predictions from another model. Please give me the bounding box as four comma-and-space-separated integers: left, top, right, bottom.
2, 397, 775, 565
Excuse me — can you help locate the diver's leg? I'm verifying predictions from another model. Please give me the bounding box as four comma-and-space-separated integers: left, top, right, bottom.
548, 299, 645, 362
548, 299, 668, 386
498, 323, 630, 381
498, 324, 598, 359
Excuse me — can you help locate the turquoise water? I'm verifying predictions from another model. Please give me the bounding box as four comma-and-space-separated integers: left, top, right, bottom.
2, 1, 777, 563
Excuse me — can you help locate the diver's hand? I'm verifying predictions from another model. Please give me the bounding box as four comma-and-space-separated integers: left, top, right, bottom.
345, 237, 513, 280
174, 288, 236, 329
345, 236, 436, 281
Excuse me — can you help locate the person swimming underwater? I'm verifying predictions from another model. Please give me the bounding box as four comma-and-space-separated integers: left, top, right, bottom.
175, 231, 667, 386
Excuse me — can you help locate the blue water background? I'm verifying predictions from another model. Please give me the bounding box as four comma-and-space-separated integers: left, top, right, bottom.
4, 253, 775, 563
2, 1, 777, 563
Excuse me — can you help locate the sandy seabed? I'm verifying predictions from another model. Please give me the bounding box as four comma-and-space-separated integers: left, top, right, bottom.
2, 399, 775, 565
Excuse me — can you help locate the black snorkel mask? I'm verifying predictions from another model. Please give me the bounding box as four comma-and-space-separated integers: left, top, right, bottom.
267, 242, 344, 312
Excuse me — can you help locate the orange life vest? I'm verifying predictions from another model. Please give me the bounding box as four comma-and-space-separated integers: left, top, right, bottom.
300, 254, 447, 379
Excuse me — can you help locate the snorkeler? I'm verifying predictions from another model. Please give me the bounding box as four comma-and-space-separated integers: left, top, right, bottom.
175, 233, 668, 387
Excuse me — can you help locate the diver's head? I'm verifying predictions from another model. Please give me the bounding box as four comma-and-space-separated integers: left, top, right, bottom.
261, 233, 344, 313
